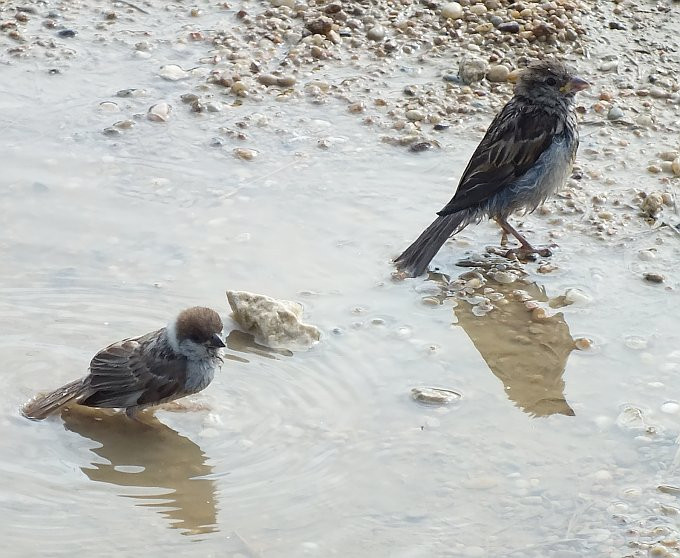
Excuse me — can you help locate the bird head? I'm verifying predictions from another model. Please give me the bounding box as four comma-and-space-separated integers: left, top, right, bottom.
515, 60, 589, 101
170, 306, 225, 360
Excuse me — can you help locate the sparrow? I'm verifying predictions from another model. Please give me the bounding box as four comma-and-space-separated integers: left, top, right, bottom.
394, 59, 590, 277
22, 306, 226, 420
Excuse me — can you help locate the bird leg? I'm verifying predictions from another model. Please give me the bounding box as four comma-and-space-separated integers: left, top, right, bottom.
124, 406, 158, 428
495, 218, 552, 259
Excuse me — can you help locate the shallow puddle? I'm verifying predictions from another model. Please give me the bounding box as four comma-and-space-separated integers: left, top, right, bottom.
1, 0, 680, 556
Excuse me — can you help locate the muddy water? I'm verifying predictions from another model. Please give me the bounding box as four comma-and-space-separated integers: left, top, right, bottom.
2, 11, 680, 558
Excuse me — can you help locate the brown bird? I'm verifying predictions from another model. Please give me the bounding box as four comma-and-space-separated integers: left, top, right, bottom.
22, 306, 226, 420
394, 59, 589, 277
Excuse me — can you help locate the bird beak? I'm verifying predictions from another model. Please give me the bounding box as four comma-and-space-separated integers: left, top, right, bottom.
561, 76, 590, 94
209, 333, 226, 348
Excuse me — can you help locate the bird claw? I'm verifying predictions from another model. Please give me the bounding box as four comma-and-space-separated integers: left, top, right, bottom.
504, 246, 553, 260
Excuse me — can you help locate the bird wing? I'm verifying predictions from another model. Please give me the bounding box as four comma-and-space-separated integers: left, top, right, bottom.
438, 102, 564, 215
83, 329, 188, 408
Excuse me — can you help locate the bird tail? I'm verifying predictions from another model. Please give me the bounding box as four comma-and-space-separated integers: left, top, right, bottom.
21, 379, 86, 420
394, 212, 469, 277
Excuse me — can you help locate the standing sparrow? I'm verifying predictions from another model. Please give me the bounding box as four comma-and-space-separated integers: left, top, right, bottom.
394, 60, 589, 277
22, 306, 226, 420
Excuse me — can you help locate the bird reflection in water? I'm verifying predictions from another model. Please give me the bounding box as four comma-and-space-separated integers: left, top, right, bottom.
61, 406, 218, 536
434, 265, 576, 417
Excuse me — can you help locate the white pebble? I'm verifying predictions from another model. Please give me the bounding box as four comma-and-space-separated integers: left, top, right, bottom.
564, 288, 592, 306
441, 2, 464, 19
366, 25, 386, 41
98, 101, 119, 112
661, 401, 680, 414
159, 64, 189, 81
672, 158, 680, 176
487, 64, 510, 83
405, 109, 425, 122
593, 469, 613, 481
147, 102, 172, 122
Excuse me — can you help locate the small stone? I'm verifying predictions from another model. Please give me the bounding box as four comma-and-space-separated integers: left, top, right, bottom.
159, 64, 189, 81
650, 545, 671, 557
659, 151, 679, 162
98, 101, 119, 112
487, 65, 510, 83
441, 2, 464, 19
564, 288, 591, 306
231, 81, 248, 96
227, 290, 320, 348
411, 387, 461, 405
672, 158, 680, 176
491, 271, 517, 284
366, 25, 386, 41
409, 142, 435, 153
638, 250, 656, 261
113, 119, 134, 129
348, 101, 365, 113
180, 93, 199, 103
459, 55, 488, 85
405, 109, 424, 121
233, 148, 258, 161
574, 337, 592, 351
607, 106, 624, 120
641, 192, 664, 217
643, 272, 664, 284
636, 115, 653, 127
116, 88, 145, 98
661, 401, 680, 414
257, 74, 278, 86
497, 21, 520, 33
147, 102, 171, 122
650, 87, 670, 99
306, 17, 332, 36
57, 29, 77, 38
277, 75, 296, 87
310, 46, 325, 59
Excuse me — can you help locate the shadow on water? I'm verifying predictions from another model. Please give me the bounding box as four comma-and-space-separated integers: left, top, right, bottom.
61, 406, 218, 536
433, 261, 576, 418
455, 281, 575, 417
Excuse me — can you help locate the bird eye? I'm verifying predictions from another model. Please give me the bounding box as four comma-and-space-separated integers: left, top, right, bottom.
546, 77, 557, 86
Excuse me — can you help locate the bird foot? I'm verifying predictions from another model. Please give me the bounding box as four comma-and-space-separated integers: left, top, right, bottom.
504, 245, 554, 260
488, 245, 554, 261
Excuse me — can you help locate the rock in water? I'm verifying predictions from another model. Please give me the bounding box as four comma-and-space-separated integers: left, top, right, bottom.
226, 291, 321, 349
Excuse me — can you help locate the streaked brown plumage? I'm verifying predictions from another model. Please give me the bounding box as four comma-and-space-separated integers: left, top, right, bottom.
394, 60, 590, 277
22, 306, 226, 420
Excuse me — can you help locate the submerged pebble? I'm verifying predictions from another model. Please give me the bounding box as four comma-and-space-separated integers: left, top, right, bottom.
159, 64, 189, 81
643, 272, 665, 284
147, 102, 172, 122
233, 148, 258, 161
411, 387, 461, 406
